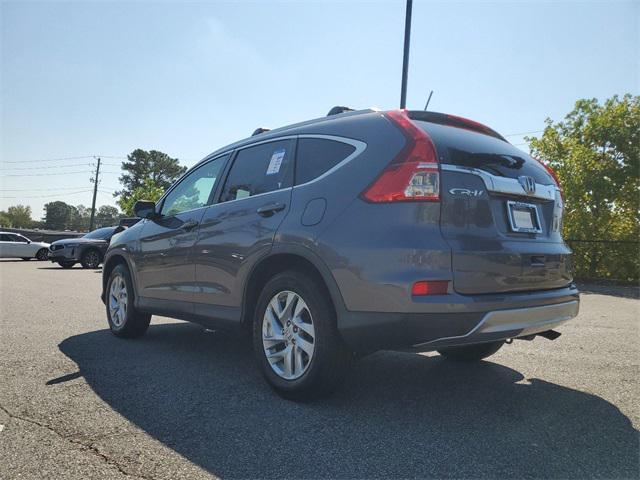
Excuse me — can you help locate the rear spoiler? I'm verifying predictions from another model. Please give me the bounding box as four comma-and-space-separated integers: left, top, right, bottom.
407, 111, 507, 142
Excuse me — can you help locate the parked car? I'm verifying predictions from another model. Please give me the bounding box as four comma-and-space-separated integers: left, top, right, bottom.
0, 232, 50, 260
101, 107, 579, 400
49, 226, 118, 269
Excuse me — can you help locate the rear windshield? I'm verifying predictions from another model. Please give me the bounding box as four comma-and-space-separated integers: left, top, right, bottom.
415, 121, 554, 185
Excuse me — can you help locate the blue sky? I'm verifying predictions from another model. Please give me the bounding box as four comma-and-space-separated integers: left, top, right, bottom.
1, 0, 638, 218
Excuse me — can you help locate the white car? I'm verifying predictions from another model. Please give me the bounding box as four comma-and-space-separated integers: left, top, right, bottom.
0, 232, 50, 261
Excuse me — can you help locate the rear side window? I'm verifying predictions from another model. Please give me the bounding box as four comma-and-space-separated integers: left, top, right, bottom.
295, 138, 355, 185
416, 121, 554, 185
0, 234, 13, 241
220, 139, 294, 202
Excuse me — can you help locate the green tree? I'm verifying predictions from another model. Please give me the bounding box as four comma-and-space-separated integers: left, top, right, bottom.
527, 94, 639, 281
115, 149, 185, 216
117, 149, 186, 196
117, 179, 165, 217
43, 201, 75, 231
70, 204, 91, 231
95, 205, 121, 227
0, 211, 12, 227
6, 205, 33, 228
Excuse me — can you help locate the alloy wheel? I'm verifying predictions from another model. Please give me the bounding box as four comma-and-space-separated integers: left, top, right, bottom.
109, 274, 128, 328
85, 251, 100, 268
262, 290, 315, 380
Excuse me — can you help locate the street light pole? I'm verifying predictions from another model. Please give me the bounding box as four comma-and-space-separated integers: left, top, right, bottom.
400, 0, 413, 109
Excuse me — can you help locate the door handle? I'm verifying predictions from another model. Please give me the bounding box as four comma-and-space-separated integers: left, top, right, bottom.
181, 220, 200, 231
256, 203, 286, 217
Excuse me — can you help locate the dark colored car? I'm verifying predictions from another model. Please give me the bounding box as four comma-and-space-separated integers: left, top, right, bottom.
50, 226, 118, 269
101, 108, 579, 399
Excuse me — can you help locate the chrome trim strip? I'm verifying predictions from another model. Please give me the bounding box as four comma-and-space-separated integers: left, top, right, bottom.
440, 164, 558, 201
412, 300, 579, 348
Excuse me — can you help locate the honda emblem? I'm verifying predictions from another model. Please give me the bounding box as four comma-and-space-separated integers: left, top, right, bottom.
518, 175, 536, 195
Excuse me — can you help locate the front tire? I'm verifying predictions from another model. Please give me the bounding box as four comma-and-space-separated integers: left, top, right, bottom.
253, 270, 351, 401
81, 249, 102, 269
106, 264, 151, 338
438, 341, 505, 362
36, 248, 49, 261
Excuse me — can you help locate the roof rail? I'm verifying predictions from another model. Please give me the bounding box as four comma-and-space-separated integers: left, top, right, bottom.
252, 127, 271, 136
327, 106, 354, 116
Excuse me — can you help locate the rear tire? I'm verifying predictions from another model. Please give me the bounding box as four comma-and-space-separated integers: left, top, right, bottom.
36, 248, 49, 261
80, 249, 102, 269
58, 261, 75, 269
438, 341, 505, 362
253, 270, 351, 401
106, 264, 150, 338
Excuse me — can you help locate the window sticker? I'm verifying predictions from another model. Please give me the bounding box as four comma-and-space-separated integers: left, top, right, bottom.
266, 148, 286, 175
235, 188, 251, 200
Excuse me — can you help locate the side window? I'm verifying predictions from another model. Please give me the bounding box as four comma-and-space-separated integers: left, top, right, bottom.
295, 138, 356, 185
14, 235, 28, 243
161, 154, 228, 216
0, 234, 12, 241
220, 139, 294, 202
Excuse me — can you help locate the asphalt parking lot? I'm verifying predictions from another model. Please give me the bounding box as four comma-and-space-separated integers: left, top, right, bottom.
0, 259, 638, 480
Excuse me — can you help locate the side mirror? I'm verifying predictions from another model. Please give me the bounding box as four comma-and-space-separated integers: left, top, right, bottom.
133, 200, 158, 219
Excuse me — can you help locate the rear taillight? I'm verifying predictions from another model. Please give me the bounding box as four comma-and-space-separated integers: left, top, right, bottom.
361, 110, 439, 203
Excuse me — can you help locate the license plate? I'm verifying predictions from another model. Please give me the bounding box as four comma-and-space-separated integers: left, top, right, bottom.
507, 201, 542, 233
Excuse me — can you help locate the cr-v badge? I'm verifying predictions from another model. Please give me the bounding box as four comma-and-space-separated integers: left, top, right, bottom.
449, 188, 483, 197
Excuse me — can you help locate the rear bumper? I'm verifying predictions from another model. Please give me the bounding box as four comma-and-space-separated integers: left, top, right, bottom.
411, 299, 578, 351
338, 284, 580, 352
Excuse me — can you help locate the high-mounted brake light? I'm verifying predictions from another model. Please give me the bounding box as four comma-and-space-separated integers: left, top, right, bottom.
361, 110, 439, 203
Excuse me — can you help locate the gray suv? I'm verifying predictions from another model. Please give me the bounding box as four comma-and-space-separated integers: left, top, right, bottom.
101, 108, 579, 399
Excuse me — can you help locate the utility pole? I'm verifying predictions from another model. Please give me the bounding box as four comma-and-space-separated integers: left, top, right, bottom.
89, 157, 101, 231
400, 0, 413, 109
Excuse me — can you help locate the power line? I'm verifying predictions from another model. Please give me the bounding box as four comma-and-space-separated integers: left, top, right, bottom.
2, 155, 94, 164
503, 130, 544, 137
3, 170, 95, 177
0, 185, 120, 192
0, 162, 92, 171
2, 155, 127, 164
0, 190, 93, 199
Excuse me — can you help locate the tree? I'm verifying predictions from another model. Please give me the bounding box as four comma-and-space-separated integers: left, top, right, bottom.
527, 94, 639, 281
43, 201, 75, 231
117, 179, 165, 216
95, 205, 121, 227
115, 149, 185, 217
70, 204, 90, 231
0, 211, 12, 227
5, 205, 33, 228
117, 149, 186, 196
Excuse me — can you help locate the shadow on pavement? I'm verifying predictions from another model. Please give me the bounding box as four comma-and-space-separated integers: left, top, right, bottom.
58, 323, 638, 479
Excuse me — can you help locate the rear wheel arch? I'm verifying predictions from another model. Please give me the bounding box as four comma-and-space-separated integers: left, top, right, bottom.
242, 250, 344, 330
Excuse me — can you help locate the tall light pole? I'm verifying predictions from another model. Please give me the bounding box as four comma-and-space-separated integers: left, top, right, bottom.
400, 0, 413, 109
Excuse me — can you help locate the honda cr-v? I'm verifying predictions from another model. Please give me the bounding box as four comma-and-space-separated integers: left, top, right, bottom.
101, 108, 579, 399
